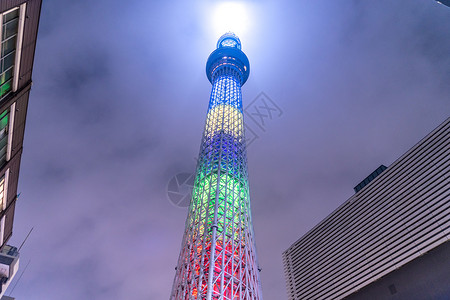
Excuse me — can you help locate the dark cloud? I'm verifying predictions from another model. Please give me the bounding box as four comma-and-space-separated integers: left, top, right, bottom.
6, 0, 450, 299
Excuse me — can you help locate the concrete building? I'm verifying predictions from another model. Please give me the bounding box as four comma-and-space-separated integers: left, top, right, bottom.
0, 0, 41, 249
282, 118, 450, 299
0, 0, 41, 297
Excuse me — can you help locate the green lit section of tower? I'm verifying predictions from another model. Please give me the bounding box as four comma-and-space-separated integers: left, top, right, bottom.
170, 33, 262, 299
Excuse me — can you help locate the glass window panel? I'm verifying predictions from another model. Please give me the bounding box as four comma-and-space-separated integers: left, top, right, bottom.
0, 135, 8, 155
0, 79, 11, 97
3, 18, 18, 40
0, 110, 7, 160
0, 110, 8, 131
3, 9, 19, 24
0, 146, 6, 166
0, 110, 8, 121
0, 110, 9, 156
0, 67, 13, 85
0, 125, 6, 138
1, 36, 16, 57
1, 51, 15, 72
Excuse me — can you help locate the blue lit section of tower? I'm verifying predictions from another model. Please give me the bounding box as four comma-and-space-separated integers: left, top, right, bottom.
170, 33, 262, 299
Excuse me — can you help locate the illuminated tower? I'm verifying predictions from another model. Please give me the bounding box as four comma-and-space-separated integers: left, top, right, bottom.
170, 33, 262, 299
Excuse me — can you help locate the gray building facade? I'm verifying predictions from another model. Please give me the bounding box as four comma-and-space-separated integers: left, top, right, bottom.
282, 118, 450, 299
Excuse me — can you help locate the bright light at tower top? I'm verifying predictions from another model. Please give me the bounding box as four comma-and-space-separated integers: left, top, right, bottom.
217, 32, 242, 50
212, 1, 251, 38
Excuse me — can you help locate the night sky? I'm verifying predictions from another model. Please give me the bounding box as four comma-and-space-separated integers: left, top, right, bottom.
5, 0, 450, 299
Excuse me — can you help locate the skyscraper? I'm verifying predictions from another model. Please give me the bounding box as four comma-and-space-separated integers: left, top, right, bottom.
170, 33, 262, 299
0, 0, 42, 297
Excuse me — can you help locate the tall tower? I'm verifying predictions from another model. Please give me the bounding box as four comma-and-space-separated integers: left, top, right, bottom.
170, 33, 262, 299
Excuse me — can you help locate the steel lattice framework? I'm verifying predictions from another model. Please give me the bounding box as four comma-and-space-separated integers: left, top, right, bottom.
170, 33, 262, 300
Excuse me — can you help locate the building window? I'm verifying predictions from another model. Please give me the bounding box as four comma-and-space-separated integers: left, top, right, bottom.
0, 175, 4, 211
0, 109, 8, 166
0, 8, 20, 100
0, 172, 6, 246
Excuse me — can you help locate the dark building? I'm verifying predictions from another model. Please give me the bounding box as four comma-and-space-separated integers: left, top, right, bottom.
0, 0, 41, 248
436, 0, 450, 8
282, 118, 450, 299
0, 0, 41, 297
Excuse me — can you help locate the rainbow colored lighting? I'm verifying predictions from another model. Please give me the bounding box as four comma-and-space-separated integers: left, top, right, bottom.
171, 33, 262, 299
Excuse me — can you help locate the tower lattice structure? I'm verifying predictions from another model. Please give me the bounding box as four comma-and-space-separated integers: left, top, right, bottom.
170, 33, 263, 300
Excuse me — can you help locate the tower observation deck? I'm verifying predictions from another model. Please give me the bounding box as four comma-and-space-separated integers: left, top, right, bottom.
170, 33, 262, 299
